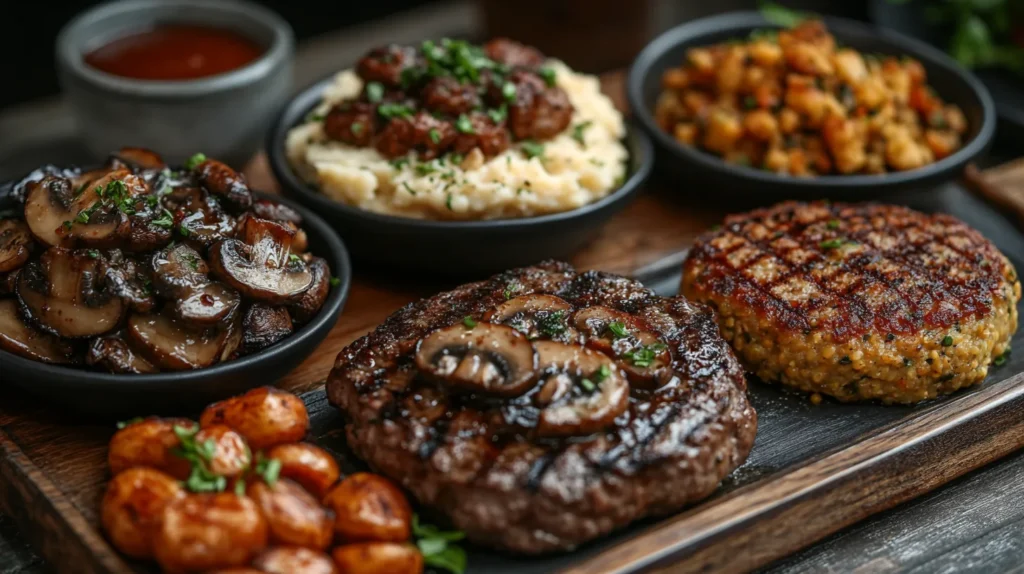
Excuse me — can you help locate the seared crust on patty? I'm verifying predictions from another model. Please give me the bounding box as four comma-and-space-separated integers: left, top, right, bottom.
682, 201, 1021, 404
327, 261, 756, 553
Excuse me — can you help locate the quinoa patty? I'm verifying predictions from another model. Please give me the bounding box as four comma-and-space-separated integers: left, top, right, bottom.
682, 201, 1021, 404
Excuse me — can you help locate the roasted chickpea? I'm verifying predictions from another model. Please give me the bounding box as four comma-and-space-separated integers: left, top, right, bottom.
331, 543, 423, 574
199, 386, 309, 450
100, 467, 184, 559
248, 478, 334, 550
154, 492, 269, 572
253, 546, 339, 574
323, 472, 412, 543
266, 443, 341, 499
194, 425, 252, 478
107, 417, 195, 479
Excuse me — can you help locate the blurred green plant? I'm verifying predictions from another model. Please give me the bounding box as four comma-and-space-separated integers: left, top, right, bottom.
886, 0, 1024, 74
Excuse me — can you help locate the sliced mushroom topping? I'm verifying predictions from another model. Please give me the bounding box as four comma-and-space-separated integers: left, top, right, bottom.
127, 311, 237, 370
23, 170, 146, 248
109, 147, 167, 172
415, 322, 538, 396
0, 299, 78, 364
86, 333, 157, 374
10, 164, 83, 203
151, 243, 240, 325
17, 247, 124, 338
573, 306, 672, 387
289, 256, 330, 325
164, 187, 236, 248
193, 158, 253, 211
209, 216, 313, 304
100, 251, 156, 313
0, 219, 32, 273
251, 199, 303, 224
241, 303, 294, 354
532, 340, 629, 437
485, 294, 578, 342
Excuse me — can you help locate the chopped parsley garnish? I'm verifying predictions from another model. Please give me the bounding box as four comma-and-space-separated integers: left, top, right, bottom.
537, 310, 567, 337
455, 114, 475, 134
329, 277, 341, 287
503, 282, 519, 300
151, 209, 175, 229
993, 349, 1011, 367
288, 253, 302, 264
415, 162, 437, 176
413, 514, 467, 574
429, 128, 442, 144
624, 343, 667, 368
184, 153, 207, 170
378, 103, 414, 119
607, 321, 629, 339
827, 219, 841, 230
578, 378, 597, 392
462, 315, 477, 328
521, 140, 545, 160
571, 121, 592, 146
179, 225, 191, 237
351, 122, 364, 136
446, 193, 454, 210
366, 81, 385, 103
487, 105, 507, 124
402, 182, 417, 196
75, 211, 90, 224
116, 417, 143, 429
580, 362, 613, 391
171, 424, 226, 493
538, 67, 557, 87
390, 157, 410, 170
254, 453, 282, 486
941, 335, 954, 347
305, 110, 325, 123
447, 153, 464, 165
819, 238, 846, 250
502, 82, 517, 102
183, 253, 200, 271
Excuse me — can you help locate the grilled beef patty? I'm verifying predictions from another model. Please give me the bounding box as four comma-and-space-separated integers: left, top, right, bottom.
326, 261, 756, 553
682, 201, 1021, 404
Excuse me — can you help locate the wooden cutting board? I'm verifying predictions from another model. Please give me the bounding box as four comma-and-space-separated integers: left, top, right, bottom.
2, 75, 1023, 574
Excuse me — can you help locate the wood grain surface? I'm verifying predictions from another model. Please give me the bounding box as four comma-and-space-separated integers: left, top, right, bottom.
2, 74, 1024, 574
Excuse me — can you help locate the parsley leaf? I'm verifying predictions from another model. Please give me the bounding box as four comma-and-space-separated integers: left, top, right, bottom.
254, 453, 282, 486
571, 121, 592, 146
463, 315, 477, 328
487, 104, 507, 124
378, 103, 413, 119
501, 82, 517, 102
521, 141, 545, 160
366, 81, 385, 103
413, 514, 467, 574
607, 321, 629, 339
503, 282, 519, 300
429, 128, 442, 144
537, 310, 566, 337
329, 277, 341, 287
455, 114, 475, 134
152, 209, 175, 229
171, 424, 226, 493
538, 67, 557, 87
623, 343, 667, 368
184, 153, 207, 170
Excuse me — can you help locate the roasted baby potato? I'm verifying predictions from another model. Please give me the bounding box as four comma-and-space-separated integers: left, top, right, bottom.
323, 472, 412, 543
248, 478, 334, 550
266, 442, 341, 499
253, 546, 339, 574
100, 467, 184, 559
200, 386, 309, 450
331, 542, 423, 574
107, 417, 195, 479
193, 424, 252, 478
154, 492, 269, 572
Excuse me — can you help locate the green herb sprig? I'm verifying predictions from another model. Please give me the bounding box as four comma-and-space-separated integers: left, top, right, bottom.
413, 514, 467, 574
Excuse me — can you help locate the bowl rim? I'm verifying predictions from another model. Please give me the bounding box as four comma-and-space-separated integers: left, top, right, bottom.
0, 189, 352, 389
626, 10, 997, 189
266, 73, 655, 232
55, 0, 295, 98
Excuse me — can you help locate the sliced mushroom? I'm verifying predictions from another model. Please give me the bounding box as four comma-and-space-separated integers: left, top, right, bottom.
484, 294, 578, 342
415, 322, 538, 396
0, 298, 78, 364
151, 243, 240, 325
532, 341, 629, 437
17, 247, 124, 338
0, 219, 32, 272
100, 251, 156, 313
194, 159, 253, 211
127, 311, 237, 370
10, 164, 84, 203
573, 306, 672, 387
86, 333, 157, 374
23, 170, 146, 248
241, 303, 294, 354
248, 202, 307, 253
164, 187, 236, 248
289, 257, 330, 325
209, 217, 313, 304
109, 147, 167, 172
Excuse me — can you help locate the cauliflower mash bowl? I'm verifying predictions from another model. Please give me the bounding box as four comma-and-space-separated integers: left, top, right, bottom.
285, 38, 628, 220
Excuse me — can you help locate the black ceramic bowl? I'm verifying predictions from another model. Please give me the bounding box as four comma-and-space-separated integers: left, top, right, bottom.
267, 74, 654, 277
627, 11, 997, 201
0, 187, 351, 417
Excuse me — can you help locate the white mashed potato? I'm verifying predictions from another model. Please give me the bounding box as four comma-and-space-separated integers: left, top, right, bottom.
285, 61, 628, 220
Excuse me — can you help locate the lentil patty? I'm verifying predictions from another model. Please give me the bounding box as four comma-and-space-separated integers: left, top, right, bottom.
682, 201, 1021, 404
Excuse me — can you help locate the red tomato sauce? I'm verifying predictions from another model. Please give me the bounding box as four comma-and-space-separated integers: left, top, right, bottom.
84, 25, 264, 81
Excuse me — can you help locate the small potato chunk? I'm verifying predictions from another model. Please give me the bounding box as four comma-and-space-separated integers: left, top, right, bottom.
248, 478, 334, 549
194, 425, 252, 478
200, 386, 309, 450
702, 111, 743, 155
323, 473, 412, 543
331, 543, 423, 574
154, 492, 268, 572
107, 417, 196, 479
101, 467, 184, 559
254, 546, 339, 574
743, 110, 778, 142
267, 443, 341, 499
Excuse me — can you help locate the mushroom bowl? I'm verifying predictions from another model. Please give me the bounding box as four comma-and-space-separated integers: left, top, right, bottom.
0, 149, 351, 416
